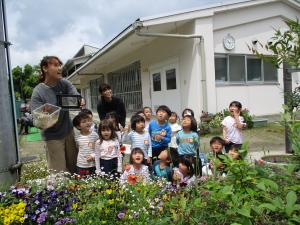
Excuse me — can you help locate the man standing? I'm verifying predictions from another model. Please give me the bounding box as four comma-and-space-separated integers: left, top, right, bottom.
97, 83, 126, 127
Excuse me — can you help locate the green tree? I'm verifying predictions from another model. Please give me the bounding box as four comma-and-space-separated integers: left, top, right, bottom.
250, 18, 300, 153
12, 64, 39, 101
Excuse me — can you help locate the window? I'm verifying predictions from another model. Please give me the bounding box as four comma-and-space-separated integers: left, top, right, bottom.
229, 55, 245, 82
264, 60, 278, 82
247, 58, 262, 81
152, 73, 161, 91
214, 54, 278, 84
166, 69, 176, 90
215, 56, 227, 82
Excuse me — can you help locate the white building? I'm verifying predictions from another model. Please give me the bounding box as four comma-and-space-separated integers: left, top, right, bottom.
67, 0, 300, 119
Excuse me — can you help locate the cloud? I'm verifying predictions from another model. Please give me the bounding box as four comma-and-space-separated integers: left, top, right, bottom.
6, 0, 234, 67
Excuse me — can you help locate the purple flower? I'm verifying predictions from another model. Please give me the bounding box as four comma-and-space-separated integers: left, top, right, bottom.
117, 212, 125, 220
37, 212, 47, 224
54, 217, 76, 225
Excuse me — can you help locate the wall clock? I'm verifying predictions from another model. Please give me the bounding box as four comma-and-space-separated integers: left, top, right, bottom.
223, 34, 235, 50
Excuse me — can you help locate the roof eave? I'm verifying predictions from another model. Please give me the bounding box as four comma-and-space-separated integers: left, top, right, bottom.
67, 23, 135, 81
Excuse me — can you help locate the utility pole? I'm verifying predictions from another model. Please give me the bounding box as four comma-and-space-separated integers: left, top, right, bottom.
0, 0, 20, 188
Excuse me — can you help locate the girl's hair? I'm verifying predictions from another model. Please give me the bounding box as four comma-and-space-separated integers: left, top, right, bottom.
73, 113, 90, 130
229, 101, 242, 110
178, 156, 194, 177
182, 115, 198, 132
105, 111, 120, 130
182, 108, 194, 118
98, 119, 117, 143
134, 110, 145, 117
210, 136, 225, 146
129, 148, 145, 164
130, 114, 145, 130
39, 56, 62, 83
170, 111, 178, 120
81, 108, 93, 116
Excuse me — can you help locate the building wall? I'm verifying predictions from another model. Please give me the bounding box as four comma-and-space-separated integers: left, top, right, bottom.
210, 2, 300, 115
73, 1, 300, 117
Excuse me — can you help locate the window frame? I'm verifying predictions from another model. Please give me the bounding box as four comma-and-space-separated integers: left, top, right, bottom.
215, 53, 279, 86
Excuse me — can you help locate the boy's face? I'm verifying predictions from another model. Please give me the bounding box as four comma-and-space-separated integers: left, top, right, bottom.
143, 108, 152, 120
101, 88, 112, 99
211, 141, 223, 153
135, 121, 145, 131
132, 152, 144, 164
78, 118, 93, 131
169, 114, 177, 123
157, 110, 168, 122
229, 149, 239, 160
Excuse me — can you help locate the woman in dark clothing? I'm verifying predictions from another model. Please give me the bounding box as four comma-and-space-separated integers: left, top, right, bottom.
97, 83, 126, 127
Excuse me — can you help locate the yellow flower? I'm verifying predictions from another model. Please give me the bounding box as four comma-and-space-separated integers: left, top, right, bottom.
104, 209, 110, 214
72, 203, 78, 210
108, 199, 115, 205
162, 194, 168, 201
106, 189, 113, 195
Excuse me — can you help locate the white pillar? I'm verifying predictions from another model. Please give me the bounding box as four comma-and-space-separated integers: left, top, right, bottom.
195, 17, 217, 114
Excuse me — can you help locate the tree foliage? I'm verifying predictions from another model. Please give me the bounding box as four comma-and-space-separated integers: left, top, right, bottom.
250, 18, 300, 68
12, 64, 40, 100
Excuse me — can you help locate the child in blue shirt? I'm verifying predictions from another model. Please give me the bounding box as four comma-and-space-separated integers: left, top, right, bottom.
176, 115, 201, 175
148, 105, 172, 162
152, 149, 172, 181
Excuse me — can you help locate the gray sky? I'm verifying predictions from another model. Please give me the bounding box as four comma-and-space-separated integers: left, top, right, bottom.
7, 0, 236, 67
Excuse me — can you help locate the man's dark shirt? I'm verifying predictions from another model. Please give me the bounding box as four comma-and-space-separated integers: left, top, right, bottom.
97, 96, 126, 127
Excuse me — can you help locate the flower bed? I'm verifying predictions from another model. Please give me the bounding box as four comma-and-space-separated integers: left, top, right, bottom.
1, 157, 299, 225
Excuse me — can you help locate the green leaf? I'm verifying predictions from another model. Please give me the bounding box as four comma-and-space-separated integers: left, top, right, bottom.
179, 197, 187, 210
272, 197, 284, 209
193, 198, 201, 208
286, 191, 297, 206
257, 182, 266, 191
261, 178, 278, 191
237, 208, 252, 218
287, 164, 297, 175
286, 191, 297, 216
221, 185, 233, 195
258, 203, 276, 212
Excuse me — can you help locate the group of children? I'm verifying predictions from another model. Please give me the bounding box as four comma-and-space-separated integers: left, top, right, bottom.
72, 100, 246, 186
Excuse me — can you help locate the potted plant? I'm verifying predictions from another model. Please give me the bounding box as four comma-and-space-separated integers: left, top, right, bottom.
208, 112, 223, 134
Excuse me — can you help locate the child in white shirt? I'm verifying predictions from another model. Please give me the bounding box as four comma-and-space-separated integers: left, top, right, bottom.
95, 119, 122, 175
120, 148, 150, 185
73, 113, 99, 176
222, 101, 247, 153
168, 112, 182, 167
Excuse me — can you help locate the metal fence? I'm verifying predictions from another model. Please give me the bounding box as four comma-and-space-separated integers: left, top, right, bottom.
107, 61, 142, 113
89, 75, 104, 110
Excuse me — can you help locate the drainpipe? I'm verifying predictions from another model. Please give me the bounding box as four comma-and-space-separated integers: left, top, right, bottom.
133, 21, 208, 112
